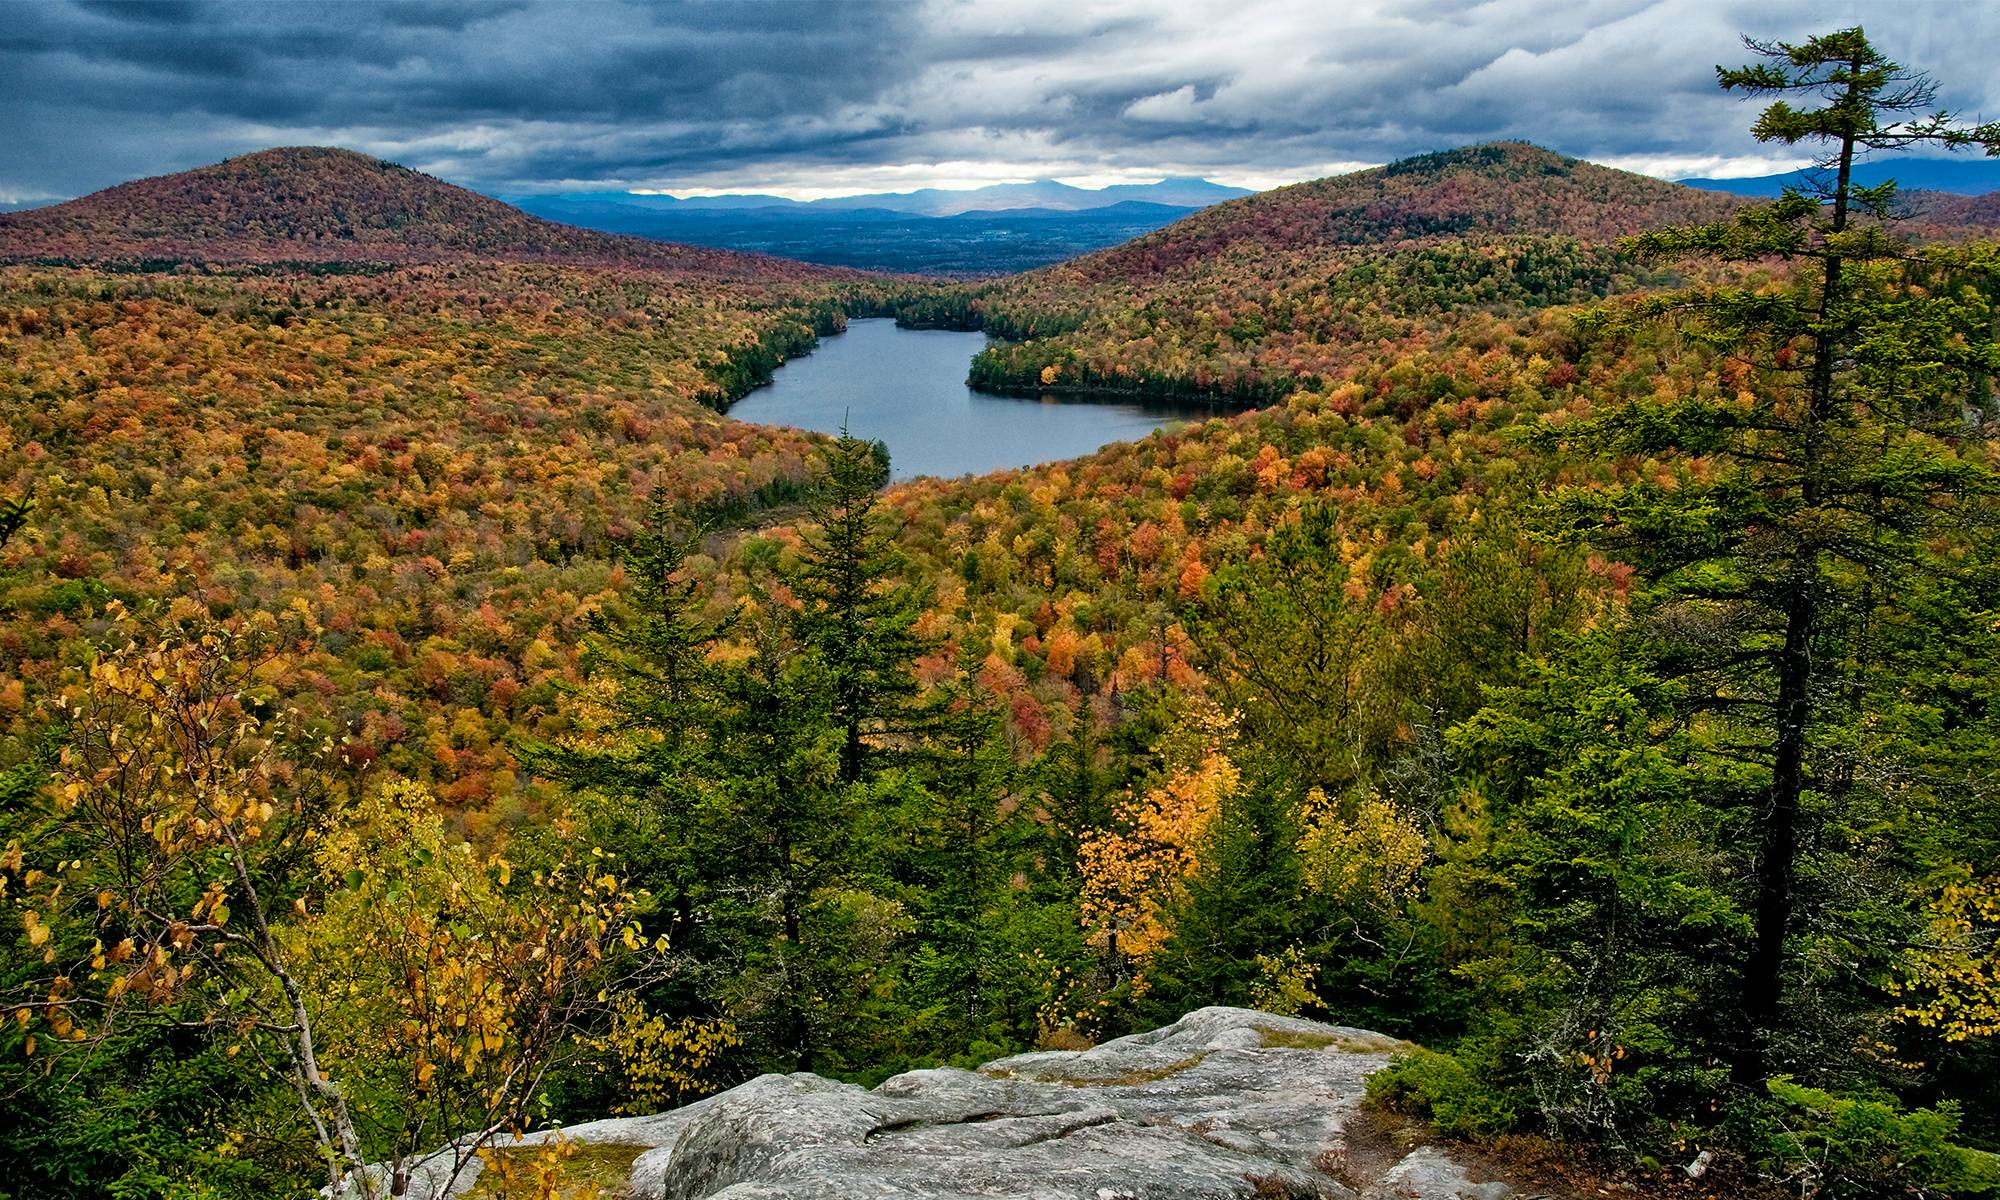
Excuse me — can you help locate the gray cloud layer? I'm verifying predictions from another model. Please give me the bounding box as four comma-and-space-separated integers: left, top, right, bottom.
4, 0, 1996, 205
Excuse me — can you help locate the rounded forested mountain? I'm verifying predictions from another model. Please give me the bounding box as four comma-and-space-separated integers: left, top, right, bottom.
1048, 142, 1746, 286
0, 147, 859, 278
957, 146, 1758, 405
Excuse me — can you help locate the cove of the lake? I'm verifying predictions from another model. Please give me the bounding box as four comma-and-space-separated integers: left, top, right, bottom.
726, 318, 1209, 481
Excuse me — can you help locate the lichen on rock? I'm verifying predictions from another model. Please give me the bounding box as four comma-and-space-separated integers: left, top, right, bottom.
403, 1008, 1510, 1200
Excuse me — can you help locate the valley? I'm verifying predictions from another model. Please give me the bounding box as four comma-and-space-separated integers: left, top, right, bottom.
503, 179, 1253, 276
2, 25, 1999, 1200
727, 318, 1212, 481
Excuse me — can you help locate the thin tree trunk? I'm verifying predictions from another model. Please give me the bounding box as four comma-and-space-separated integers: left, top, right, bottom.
777, 799, 814, 1074
1741, 583, 1815, 1082
785, 887, 813, 1074
842, 716, 862, 784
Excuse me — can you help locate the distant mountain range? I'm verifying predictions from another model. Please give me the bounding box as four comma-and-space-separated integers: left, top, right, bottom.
506, 195, 1208, 231
1678, 155, 2000, 197
502, 177, 1251, 220
499, 179, 1256, 274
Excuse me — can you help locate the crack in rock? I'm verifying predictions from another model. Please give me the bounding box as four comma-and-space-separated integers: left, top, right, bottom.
379, 1008, 1523, 1200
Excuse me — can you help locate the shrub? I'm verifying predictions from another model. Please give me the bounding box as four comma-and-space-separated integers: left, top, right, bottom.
1751, 1078, 2000, 1199
1366, 1048, 1518, 1139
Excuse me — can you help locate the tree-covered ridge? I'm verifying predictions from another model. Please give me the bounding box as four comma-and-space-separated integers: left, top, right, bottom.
1904, 187, 2000, 231
1058, 143, 1746, 285
953, 143, 1998, 406
940, 145, 1746, 403
0, 148, 864, 280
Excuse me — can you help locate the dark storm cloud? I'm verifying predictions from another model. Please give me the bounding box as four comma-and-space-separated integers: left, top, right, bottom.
2, 0, 1994, 205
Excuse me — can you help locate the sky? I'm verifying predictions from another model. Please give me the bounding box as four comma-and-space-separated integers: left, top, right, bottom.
3, 0, 1997, 207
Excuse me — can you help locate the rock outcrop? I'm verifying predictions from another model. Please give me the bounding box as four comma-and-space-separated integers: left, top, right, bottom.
402, 1007, 1520, 1199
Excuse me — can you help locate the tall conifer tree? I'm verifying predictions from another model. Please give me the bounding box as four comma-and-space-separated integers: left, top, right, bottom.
791, 430, 926, 783
1540, 27, 2000, 1081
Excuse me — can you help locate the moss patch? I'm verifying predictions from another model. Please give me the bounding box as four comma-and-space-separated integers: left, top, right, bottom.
1070, 1054, 1208, 1087
468, 1141, 646, 1199
1260, 1028, 1411, 1054
984, 1053, 1208, 1087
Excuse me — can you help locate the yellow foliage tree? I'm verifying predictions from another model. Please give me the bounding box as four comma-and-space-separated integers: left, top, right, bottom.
1248, 947, 1322, 1018
1078, 705, 1240, 970
2, 612, 660, 1200
1893, 876, 2000, 1043
1297, 788, 1428, 915
301, 780, 665, 1196
589, 994, 740, 1116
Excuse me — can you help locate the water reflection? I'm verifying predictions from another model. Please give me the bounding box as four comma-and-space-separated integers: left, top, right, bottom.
727, 319, 1214, 481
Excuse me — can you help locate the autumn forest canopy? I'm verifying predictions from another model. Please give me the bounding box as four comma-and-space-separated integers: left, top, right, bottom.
3, 21, 2000, 1200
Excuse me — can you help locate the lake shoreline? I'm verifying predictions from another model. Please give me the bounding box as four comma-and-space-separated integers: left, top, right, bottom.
724, 318, 1205, 482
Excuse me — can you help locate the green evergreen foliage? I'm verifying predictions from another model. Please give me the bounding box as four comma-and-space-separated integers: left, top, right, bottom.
1141, 778, 1305, 1018
523, 505, 861, 1074
0, 495, 28, 551
0, 1028, 307, 1200
1754, 1079, 2000, 1199
1366, 1048, 1519, 1139
1444, 630, 1743, 1135
883, 668, 1040, 1051
1185, 500, 1397, 798
790, 429, 926, 783
523, 487, 1084, 1084
1531, 26, 2000, 1083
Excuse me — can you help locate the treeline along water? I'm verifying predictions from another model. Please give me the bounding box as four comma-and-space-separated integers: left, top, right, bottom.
726, 318, 1211, 481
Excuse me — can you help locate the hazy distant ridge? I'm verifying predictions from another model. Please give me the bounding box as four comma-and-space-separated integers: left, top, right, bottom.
503, 177, 1251, 220
500, 178, 1256, 273
1679, 156, 2000, 197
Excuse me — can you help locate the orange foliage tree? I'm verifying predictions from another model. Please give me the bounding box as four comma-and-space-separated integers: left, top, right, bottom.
1077, 703, 1239, 976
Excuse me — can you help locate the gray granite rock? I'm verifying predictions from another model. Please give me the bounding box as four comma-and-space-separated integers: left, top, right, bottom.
410, 1007, 1518, 1200
1363, 1146, 1512, 1200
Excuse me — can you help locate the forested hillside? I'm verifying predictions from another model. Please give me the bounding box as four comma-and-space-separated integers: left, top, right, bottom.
0, 148, 857, 279
3, 27, 2000, 1200
952, 142, 1997, 406
0, 262, 885, 826
0, 147, 973, 846
945, 143, 1746, 402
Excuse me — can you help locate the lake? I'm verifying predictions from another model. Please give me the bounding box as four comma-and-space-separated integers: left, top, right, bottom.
727, 318, 1203, 481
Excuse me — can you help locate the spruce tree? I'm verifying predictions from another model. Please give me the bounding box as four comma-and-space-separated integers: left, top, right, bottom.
1539, 27, 2000, 1082
1142, 778, 1305, 1022
524, 502, 852, 1073
1184, 499, 1395, 798
1035, 709, 1116, 889
899, 659, 1024, 1041
790, 430, 926, 783
706, 620, 849, 1073
520, 500, 730, 944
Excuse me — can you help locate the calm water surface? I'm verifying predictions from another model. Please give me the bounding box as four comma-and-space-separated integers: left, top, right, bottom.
728, 319, 1202, 481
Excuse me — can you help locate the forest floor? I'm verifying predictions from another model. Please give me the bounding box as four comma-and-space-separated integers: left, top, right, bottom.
1336, 1106, 1791, 1200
